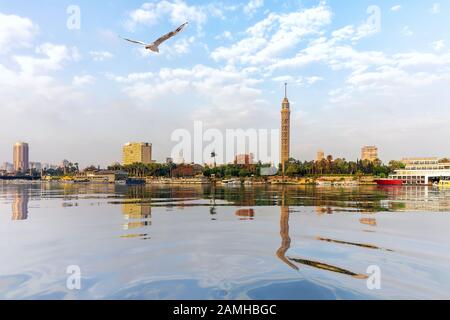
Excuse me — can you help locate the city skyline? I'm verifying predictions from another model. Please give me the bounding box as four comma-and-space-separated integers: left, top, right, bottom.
1, 1, 450, 167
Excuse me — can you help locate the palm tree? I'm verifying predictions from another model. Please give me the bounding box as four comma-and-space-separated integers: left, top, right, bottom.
211, 151, 217, 168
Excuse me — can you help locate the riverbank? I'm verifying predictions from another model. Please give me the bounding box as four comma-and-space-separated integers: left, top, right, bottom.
1, 175, 379, 186
145, 175, 378, 186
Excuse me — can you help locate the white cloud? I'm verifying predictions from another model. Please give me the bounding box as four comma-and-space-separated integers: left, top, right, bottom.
401, 26, 413, 37
212, 3, 381, 70
346, 66, 446, 90
126, 0, 226, 31
211, 3, 332, 66
272, 75, 322, 87
214, 31, 233, 41
162, 36, 196, 56
272, 75, 294, 83
106, 72, 154, 83
0, 61, 84, 115
304, 76, 323, 85
260, 16, 450, 108
0, 12, 38, 54
328, 50, 450, 106
243, 0, 264, 17
107, 64, 266, 128
391, 5, 402, 12
0, 14, 85, 129
269, 35, 390, 73
14, 43, 80, 75
269, 37, 331, 70
110, 65, 261, 100
0, 74, 83, 117
430, 3, 441, 14
393, 52, 450, 68
89, 51, 114, 61
331, 25, 355, 41
73, 75, 95, 86
432, 40, 445, 52
331, 21, 380, 43
351, 22, 380, 41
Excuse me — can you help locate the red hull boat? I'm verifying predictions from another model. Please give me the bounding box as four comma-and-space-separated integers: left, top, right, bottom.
374, 179, 404, 186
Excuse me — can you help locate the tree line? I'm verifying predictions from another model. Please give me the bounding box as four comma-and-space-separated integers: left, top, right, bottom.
283, 158, 405, 178
106, 158, 406, 178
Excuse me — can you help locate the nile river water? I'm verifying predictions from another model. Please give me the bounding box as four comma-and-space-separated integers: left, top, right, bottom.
1, 182, 450, 300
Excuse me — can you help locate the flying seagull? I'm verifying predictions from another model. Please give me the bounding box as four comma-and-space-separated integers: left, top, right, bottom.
122, 22, 188, 53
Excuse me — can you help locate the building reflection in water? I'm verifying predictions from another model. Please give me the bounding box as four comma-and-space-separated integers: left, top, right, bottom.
122, 202, 152, 230
315, 206, 334, 215
360, 218, 377, 227
235, 208, 255, 220
12, 187, 29, 221
379, 186, 450, 212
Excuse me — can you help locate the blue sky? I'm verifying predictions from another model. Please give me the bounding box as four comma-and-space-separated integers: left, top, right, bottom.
0, 0, 449, 167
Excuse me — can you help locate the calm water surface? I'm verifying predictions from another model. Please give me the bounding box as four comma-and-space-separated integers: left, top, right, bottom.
1, 182, 450, 300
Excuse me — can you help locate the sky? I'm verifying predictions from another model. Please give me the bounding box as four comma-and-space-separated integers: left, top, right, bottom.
0, 0, 449, 167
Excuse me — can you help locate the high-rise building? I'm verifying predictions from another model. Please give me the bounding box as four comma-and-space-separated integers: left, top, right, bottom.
316, 150, 325, 162
280, 83, 291, 173
361, 146, 378, 162
13, 142, 29, 173
122, 142, 152, 165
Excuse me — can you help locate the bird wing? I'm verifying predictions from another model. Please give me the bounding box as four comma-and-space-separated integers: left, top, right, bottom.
121, 37, 148, 46
152, 22, 188, 47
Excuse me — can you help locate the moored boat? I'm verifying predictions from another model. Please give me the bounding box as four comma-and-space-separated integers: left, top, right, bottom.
374, 179, 404, 186
125, 178, 146, 185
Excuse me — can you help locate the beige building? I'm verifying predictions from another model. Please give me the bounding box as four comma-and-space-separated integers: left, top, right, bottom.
316, 150, 325, 162
13, 142, 29, 173
361, 146, 378, 162
280, 84, 291, 173
234, 153, 254, 165
122, 142, 152, 165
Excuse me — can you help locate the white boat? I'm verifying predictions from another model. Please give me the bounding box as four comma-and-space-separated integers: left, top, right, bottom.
222, 179, 241, 186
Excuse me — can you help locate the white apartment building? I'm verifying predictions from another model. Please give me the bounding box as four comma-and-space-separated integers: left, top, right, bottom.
390, 157, 450, 185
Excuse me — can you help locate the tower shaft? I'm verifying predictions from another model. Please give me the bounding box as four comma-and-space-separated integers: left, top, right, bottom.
280, 84, 291, 174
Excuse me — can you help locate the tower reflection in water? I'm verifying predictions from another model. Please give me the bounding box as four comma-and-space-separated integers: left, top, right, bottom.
277, 187, 367, 279
277, 204, 299, 270
12, 186, 29, 221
